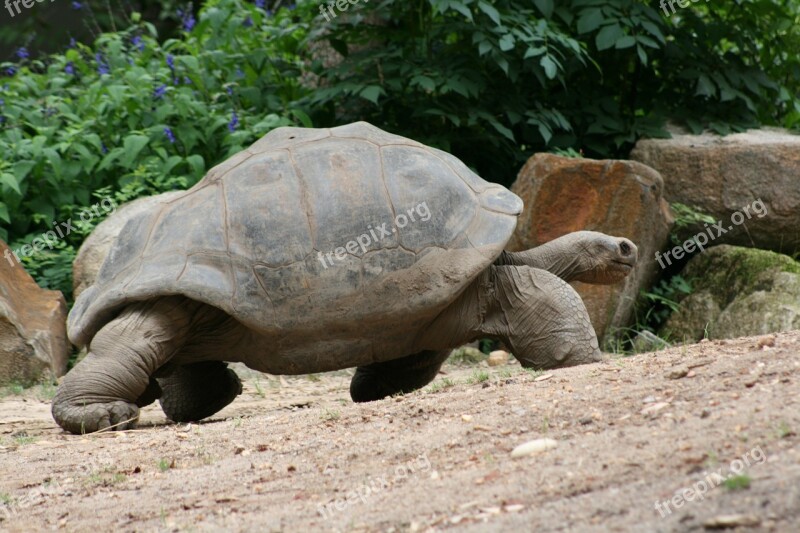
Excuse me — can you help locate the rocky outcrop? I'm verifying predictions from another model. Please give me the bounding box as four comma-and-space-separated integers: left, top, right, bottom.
630, 127, 800, 255
508, 153, 674, 345
663, 245, 800, 341
0, 240, 69, 384
73, 191, 184, 299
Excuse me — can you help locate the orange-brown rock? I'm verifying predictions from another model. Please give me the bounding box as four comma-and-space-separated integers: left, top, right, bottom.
0, 239, 69, 385
508, 154, 673, 344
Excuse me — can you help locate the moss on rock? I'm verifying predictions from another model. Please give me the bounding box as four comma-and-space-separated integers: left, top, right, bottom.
663, 245, 800, 342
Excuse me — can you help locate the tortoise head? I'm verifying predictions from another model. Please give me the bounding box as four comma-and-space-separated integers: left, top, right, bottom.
569, 231, 638, 284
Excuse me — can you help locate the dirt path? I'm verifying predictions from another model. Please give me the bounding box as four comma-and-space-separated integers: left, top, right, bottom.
1, 332, 799, 532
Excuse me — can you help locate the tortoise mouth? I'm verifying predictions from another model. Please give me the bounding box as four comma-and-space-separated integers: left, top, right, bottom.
611, 260, 635, 271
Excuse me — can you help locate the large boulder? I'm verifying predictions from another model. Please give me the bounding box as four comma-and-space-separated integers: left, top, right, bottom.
663, 245, 800, 341
73, 191, 184, 299
630, 127, 800, 255
508, 153, 673, 344
0, 240, 69, 384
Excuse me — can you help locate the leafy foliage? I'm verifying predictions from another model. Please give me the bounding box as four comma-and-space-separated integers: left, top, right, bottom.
306, 0, 800, 184
0, 0, 312, 297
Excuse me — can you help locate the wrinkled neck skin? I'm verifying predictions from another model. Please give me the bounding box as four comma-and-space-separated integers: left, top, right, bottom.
496, 242, 587, 282
415, 269, 494, 352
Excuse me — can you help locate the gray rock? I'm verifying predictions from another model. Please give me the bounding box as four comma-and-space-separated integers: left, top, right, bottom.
631, 127, 800, 255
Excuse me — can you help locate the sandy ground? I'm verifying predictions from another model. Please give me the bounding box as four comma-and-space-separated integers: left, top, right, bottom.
1, 331, 799, 532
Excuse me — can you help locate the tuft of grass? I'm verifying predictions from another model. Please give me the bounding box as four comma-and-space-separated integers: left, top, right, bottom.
467, 370, 490, 384
86, 466, 127, 486
321, 408, 340, 421
428, 377, 455, 393
723, 474, 752, 491
0, 382, 26, 397
157, 458, 174, 472
13, 434, 35, 446
525, 368, 545, 379
777, 421, 796, 439
0, 492, 12, 505
253, 378, 266, 398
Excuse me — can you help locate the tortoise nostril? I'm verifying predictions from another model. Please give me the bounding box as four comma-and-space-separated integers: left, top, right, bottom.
619, 240, 632, 256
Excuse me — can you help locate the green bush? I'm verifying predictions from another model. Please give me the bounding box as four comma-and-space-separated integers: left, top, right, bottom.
306, 0, 800, 184
0, 0, 312, 298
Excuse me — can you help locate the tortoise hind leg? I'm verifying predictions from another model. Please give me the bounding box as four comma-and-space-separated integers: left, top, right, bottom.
158, 361, 243, 422
350, 350, 450, 403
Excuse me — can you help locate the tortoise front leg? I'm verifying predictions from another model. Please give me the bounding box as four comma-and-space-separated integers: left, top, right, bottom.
52, 297, 195, 434
484, 265, 603, 369
350, 350, 450, 402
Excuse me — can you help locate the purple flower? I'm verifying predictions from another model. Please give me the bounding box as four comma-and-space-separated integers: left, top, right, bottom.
65, 62, 75, 75
101, 143, 108, 154
243, 16, 253, 27
153, 84, 168, 99
178, 6, 196, 32
183, 76, 191, 85
228, 111, 239, 132
287, 3, 296, 10
226, 86, 234, 96
163, 127, 176, 144
71, 1, 83, 9
0, 98, 4, 106
255, 0, 265, 8
166, 54, 175, 71
16, 47, 29, 60
69, 38, 77, 49
5, 67, 16, 76
96, 53, 110, 75
131, 35, 145, 52
235, 67, 244, 78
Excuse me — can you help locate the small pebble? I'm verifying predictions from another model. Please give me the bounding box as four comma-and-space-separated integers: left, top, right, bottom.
510, 438, 558, 458
666, 365, 689, 379
487, 350, 510, 366
703, 514, 761, 529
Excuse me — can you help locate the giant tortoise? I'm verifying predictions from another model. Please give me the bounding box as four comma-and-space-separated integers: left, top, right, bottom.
52, 122, 637, 434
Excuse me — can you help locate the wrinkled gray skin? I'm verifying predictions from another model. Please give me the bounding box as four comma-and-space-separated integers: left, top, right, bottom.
52, 122, 637, 434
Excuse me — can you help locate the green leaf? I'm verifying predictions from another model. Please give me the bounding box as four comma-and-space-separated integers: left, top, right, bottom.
0, 173, 21, 195
498, 34, 515, 52
540, 55, 558, 80
477, 1, 500, 25
696, 75, 716, 97
449, 1, 473, 22
577, 9, 604, 34
186, 154, 205, 177
533, 0, 553, 19
120, 135, 150, 168
0, 202, 9, 224
411, 75, 436, 92
615, 36, 636, 49
359, 85, 384, 104
596, 24, 624, 51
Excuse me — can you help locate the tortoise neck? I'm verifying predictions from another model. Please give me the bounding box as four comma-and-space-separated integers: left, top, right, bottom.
415, 269, 492, 351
